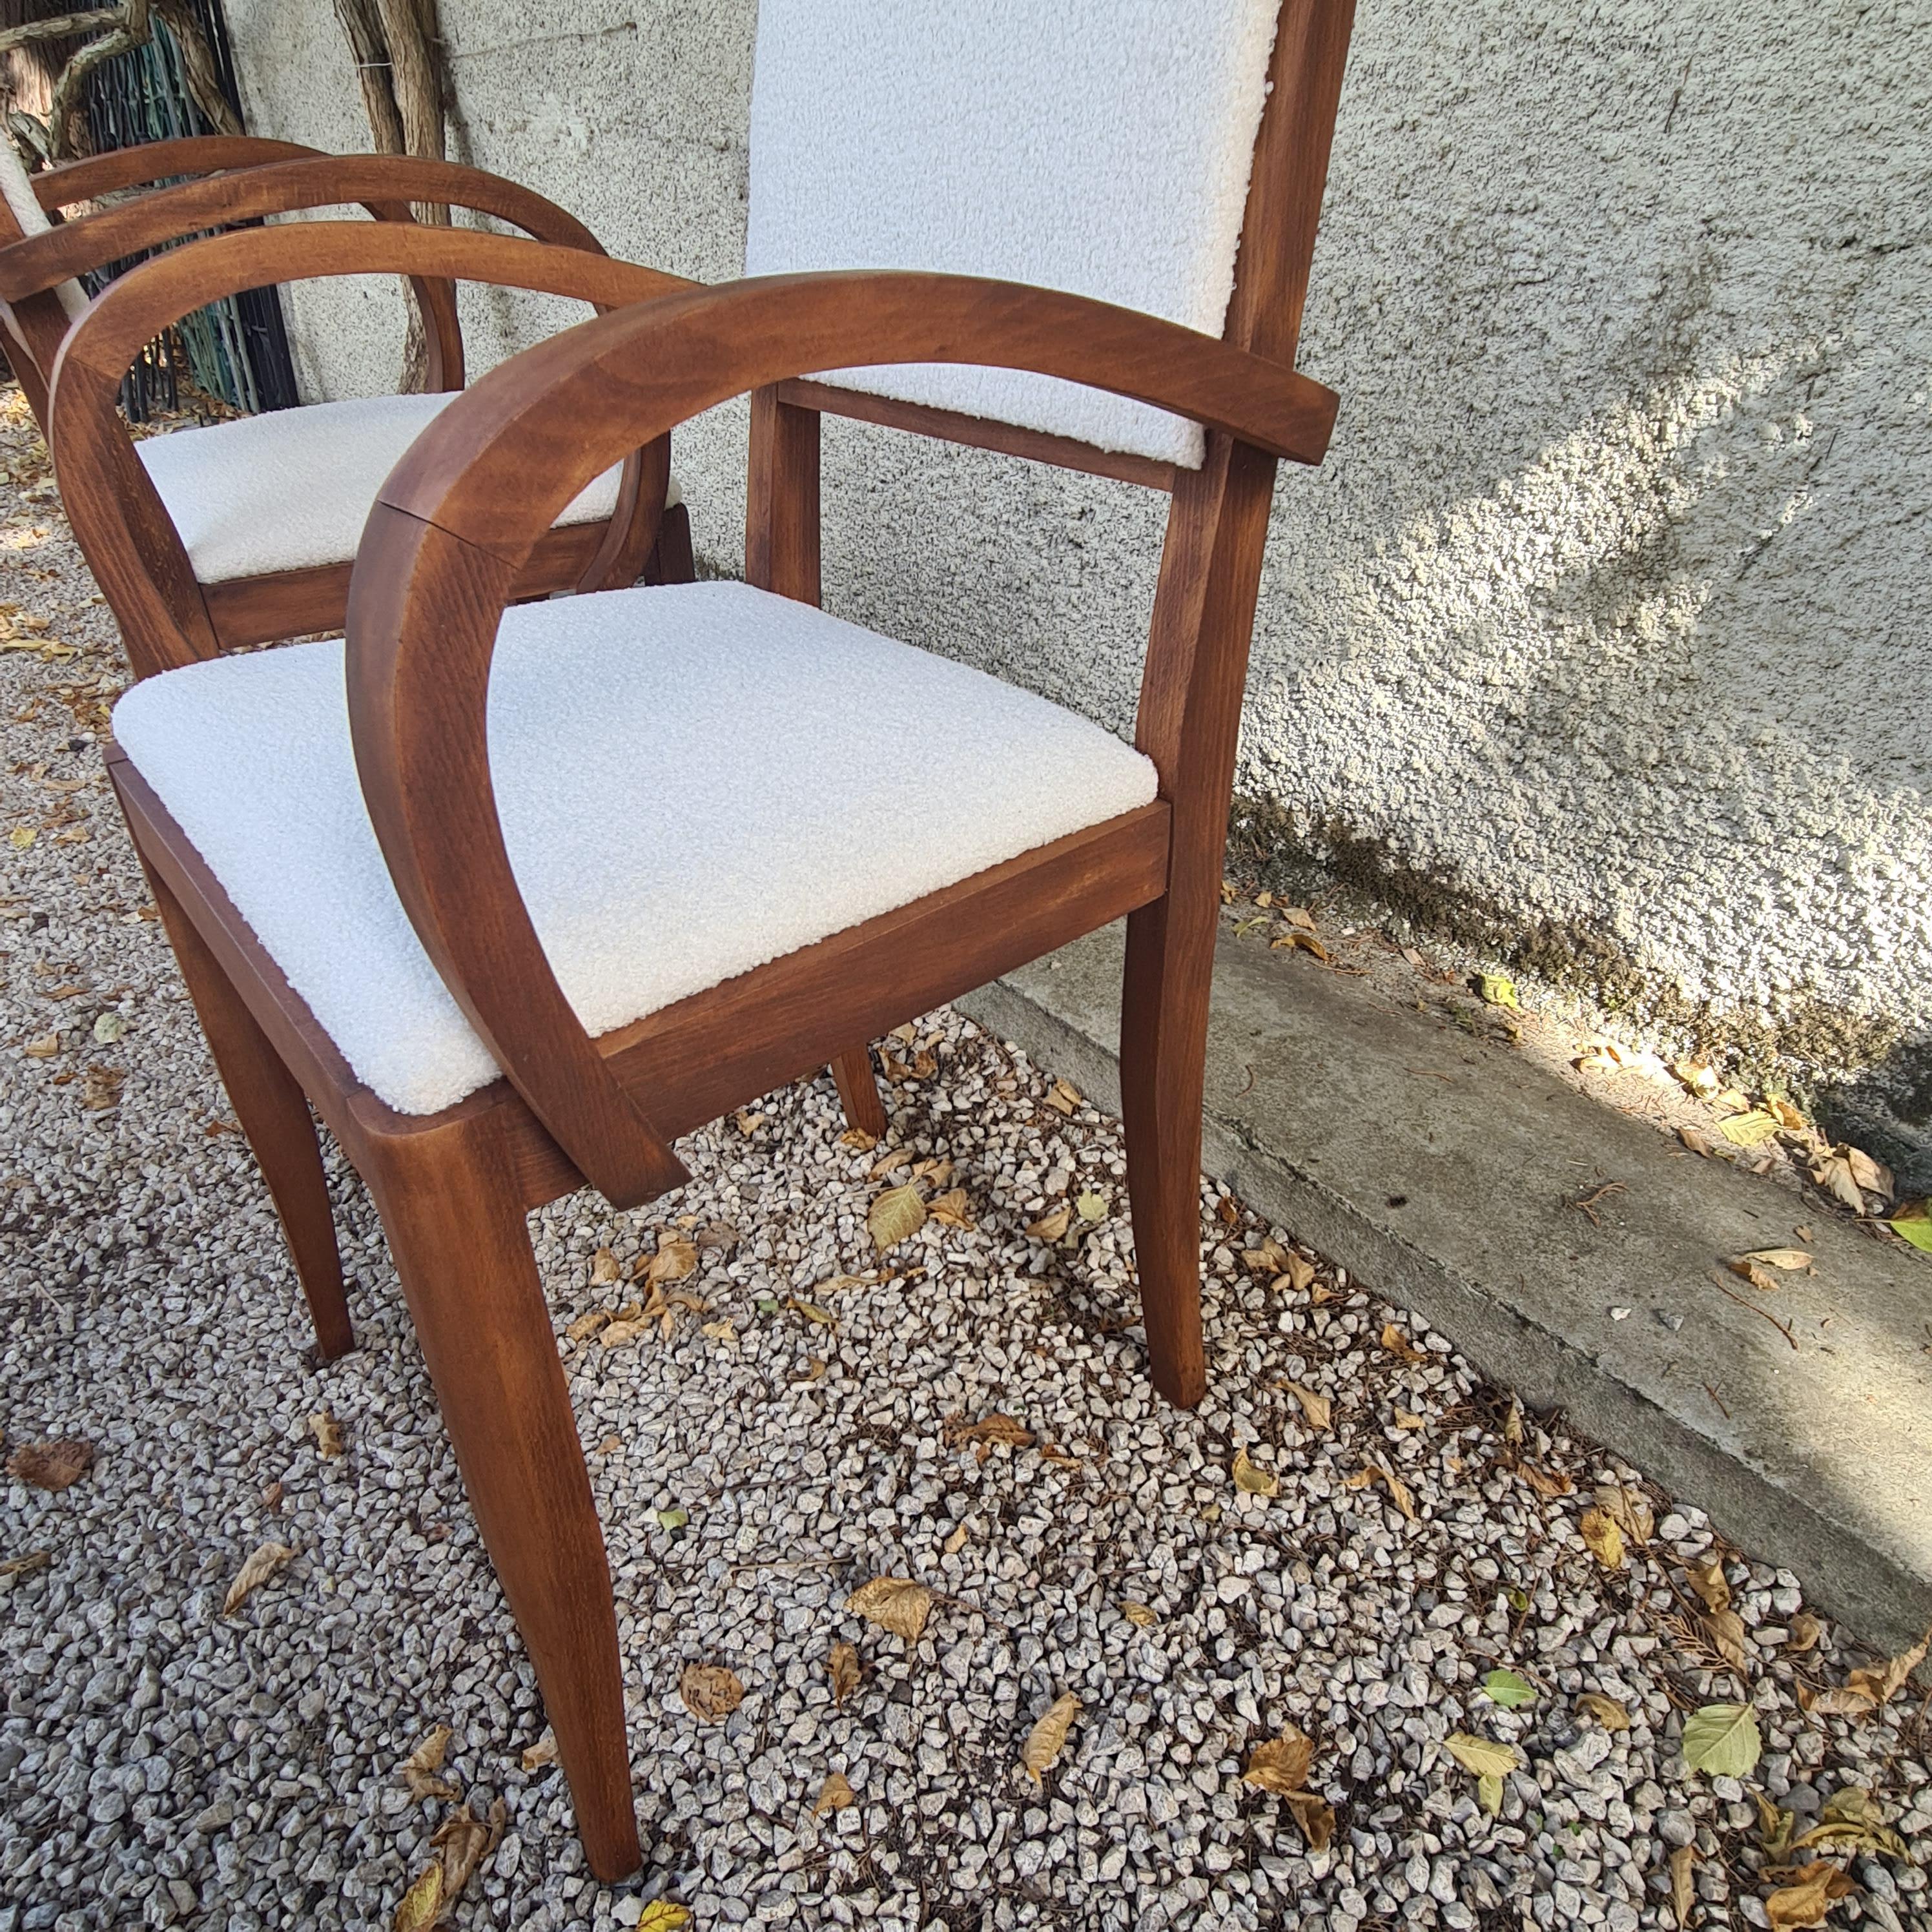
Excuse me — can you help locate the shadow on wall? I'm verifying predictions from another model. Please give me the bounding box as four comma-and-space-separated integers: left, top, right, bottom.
1235, 332, 1931, 1186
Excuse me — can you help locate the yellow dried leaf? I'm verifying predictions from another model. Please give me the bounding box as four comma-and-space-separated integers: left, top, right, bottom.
1347, 1460, 1417, 1521
565, 1308, 611, 1342
1043, 1078, 1082, 1115
1844, 1625, 1929, 1707
1844, 1144, 1893, 1200
1020, 1692, 1080, 1785
1720, 1110, 1780, 1147
1280, 1381, 1332, 1431
1444, 1732, 1523, 1780
1741, 1247, 1814, 1273
1243, 1235, 1291, 1274
1024, 1202, 1073, 1242
786, 1297, 838, 1327
814, 1771, 856, 1816
398, 1723, 455, 1801
868, 1183, 927, 1252
1576, 1692, 1630, 1731
953, 1413, 1034, 1450
1706, 1606, 1753, 1675
1673, 1058, 1721, 1098
1763, 1860, 1856, 1931
846, 1576, 933, 1642
393, 1862, 443, 1932
828, 1641, 860, 1703
1271, 927, 1329, 961
590, 1246, 621, 1286
645, 1237, 699, 1285
734, 1109, 765, 1134
700, 1319, 738, 1346
1669, 1844, 1697, 1926
519, 1729, 557, 1772
1393, 1409, 1426, 1431
943, 1523, 969, 1556
637, 1905, 693, 1932
599, 1317, 651, 1347
429, 1798, 501, 1902
308, 1410, 344, 1459
1596, 1481, 1654, 1545
1787, 1612, 1824, 1654
1120, 1600, 1157, 1629
927, 1187, 974, 1229
1242, 1726, 1313, 1794
1579, 1507, 1625, 1570
868, 1146, 911, 1179
679, 1663, 745, 1721
839, 1126, 878, 1152
22, 1033, 57, 1058
1231, 1447, 1278, 1497
221, 1541, 293, 1616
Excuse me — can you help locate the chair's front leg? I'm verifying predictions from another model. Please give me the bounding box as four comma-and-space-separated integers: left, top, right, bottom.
365, 1109, 640, 1882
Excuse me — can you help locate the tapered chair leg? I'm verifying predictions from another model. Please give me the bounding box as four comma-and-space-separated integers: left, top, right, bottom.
1119, 894, 1211, 1408
145, 863, 354, 1359
643, 501, 696, 586
830, 1045, 889, 1140
367, 1112, 641, 1882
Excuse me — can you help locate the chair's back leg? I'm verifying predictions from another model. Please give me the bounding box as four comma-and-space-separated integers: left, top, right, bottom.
642, 500, 696, 586
831, 1044, 889, 1141
365, 1110, 641, 1883
141, 856, 354, 1359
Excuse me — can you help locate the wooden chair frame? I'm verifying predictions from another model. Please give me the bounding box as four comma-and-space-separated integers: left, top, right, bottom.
67, 1, 1353, 1880
6, 149, 695, 663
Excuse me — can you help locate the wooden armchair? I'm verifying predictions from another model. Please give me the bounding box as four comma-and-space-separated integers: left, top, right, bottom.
61, 0, 1353, 1882
1, 142, 694, 659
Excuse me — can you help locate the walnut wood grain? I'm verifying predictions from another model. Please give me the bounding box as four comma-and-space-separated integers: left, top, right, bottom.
31, 135, 324, 209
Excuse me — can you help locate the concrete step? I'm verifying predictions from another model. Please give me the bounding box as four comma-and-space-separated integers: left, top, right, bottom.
958, 922, 1932, 1653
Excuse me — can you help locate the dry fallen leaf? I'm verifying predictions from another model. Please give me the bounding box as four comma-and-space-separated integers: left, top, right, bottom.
1516, 1461, 1574, 1500
1681, 1701, 1762, 1776
1231, 1447, 1279, 1497
1596, 1481, 1654, 1545
734, 1109, 765, 1134
1280, 1381, 1332, 1431
308, 1410, 344, 1459
927, 1187, 974, 1230
1243, 1235, 1291, 1275
846, 1576, 933, 1642
868, 1184, 927, 1252
1687, 1554, 1731, 1614
1346, 1460, 1417, 1521
1120, 1600, 1157, 1629
519, 1729, 557, 1773
393, 1861, 443, 1932
398, 1725, 457, 1802
942, 1523, 969, 1556
1740, 1247, 1815, 1273
1271, 926, 1330, 961
590, 1246, 621, 1286
1669, 1844, 1697, 1927
1579, 1507, 1625, 1570
1576, 1692, 1630, 1731
1725, 1257, 1784, 1292
565, 1308, 611, 1342
952, 1413, 1034, 1451
1043, 1077, 1082, 1115
679, 1663, 745, 1721
644, 1237, 699, 1286
6, 1439, 94, 1492
1024, 1202, 1073, 1242
1444, 1731, 1523, 1814
222, 1541, 294, 1616
1844, 1625, 1930, 1707
814, 1771, 856, 1816
22, 1033, 57, 1058
828, 1641, 860, 1704
635, 1905, 692, 1932
1019, 1692, 1080, 1785
1284, 1789, 1336, 1852
1844, 1144, 1893, 1201
1763, 1860, 1856, 1931
1787, 1612, 1824, 1655
1379, 1321, 1426, 1362
838, 1126, 878, 1152
0, 1550, 51, 1580
431, 1796, 502, 1902
1242, 1726, 1313, 1794
1706, 1606, 1753, 1676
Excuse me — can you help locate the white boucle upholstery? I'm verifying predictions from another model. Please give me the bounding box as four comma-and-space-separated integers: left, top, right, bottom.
743, 0, 1279, 469
134, 393, 679, 584
0, 141, 90, 322
112, 580, 1158, 1116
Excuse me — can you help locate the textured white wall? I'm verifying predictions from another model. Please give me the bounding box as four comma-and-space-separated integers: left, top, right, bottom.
220, 0, 1932, 1171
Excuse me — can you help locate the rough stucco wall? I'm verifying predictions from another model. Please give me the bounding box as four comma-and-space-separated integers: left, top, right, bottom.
219, 0, 1931, 1171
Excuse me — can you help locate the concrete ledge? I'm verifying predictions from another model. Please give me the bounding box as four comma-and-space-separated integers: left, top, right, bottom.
958, 923, 1932, 1653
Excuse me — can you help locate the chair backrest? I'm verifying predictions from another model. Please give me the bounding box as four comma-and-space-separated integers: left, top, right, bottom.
743, 0, 1283, 470
0, 141, 90, 322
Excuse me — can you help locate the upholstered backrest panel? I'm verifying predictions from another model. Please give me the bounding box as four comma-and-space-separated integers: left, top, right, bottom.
0, 143, 90, 322
744, 0, 1279, 470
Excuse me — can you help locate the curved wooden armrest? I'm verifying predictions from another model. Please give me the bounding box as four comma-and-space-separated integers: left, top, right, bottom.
0, 154, 608, 301
49, 222, 695, 692
30, 136, 325, 211
342, 269, 1339, 1206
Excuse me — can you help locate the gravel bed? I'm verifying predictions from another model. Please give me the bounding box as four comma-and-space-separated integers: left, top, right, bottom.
0, 389, 1926, 1931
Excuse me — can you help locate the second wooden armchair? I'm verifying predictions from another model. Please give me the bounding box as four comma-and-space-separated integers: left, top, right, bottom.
56, 0, 1355, 1884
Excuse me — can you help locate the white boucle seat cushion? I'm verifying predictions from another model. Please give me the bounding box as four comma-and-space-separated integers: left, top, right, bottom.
112, 580, 1158, 1116
134, 393, 680, 584
743, 0, 1279, 470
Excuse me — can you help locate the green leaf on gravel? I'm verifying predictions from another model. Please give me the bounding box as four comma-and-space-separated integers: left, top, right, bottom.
1483, 1669, 1537, 1709
655, 1509, 688, 1534
91, 1011, 125, 1043
1076, 1191, 1107, 1222
1476, 973, 1518, 1009
1681, 1701, 1762, 1777
1888, 1202, 1932, 1252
